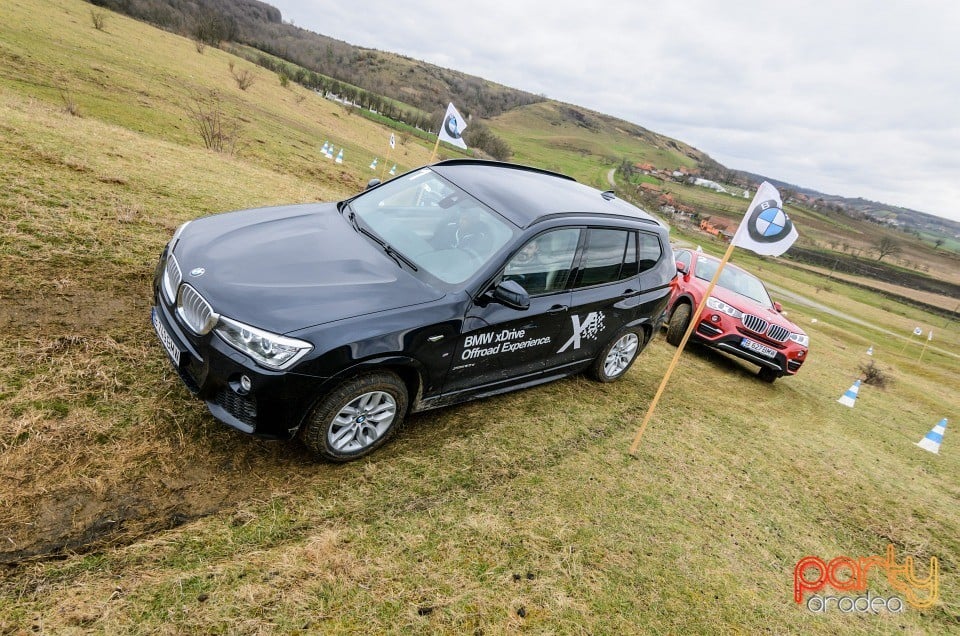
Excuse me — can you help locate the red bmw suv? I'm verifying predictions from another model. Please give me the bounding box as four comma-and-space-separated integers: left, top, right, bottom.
664, 248, 809, 382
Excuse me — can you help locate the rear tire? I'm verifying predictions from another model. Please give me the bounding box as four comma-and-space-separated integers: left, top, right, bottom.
300, 372, 408, 462
665, 303, 691, 346
590, 328, 647, 382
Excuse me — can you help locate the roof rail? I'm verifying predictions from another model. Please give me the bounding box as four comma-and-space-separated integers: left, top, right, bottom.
431, 158, 577, 182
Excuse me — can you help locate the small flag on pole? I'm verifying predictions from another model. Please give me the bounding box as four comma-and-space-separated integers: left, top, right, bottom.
335, 148, 343, 164
438, 102, 468, 150
389, 164, 397, 176
731, 181, 798, 256
369, 158, 378, 170
389, 133, 396, 149
916, 418, 947, 454
919, 329, 934, 361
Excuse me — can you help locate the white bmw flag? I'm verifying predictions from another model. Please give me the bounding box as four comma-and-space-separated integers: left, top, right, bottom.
731, 181, 798, 256
438, 102, 468, 149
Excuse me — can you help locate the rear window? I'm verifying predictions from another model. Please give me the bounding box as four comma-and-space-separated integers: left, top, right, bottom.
578, 229, 632, 287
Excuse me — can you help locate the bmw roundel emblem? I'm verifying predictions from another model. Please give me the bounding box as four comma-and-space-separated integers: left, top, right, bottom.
444, 115, 462, 140
190, 267, 206, 277
745, 200, 794, 245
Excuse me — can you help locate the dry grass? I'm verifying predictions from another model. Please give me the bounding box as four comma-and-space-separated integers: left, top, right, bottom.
0, 1, 958, 633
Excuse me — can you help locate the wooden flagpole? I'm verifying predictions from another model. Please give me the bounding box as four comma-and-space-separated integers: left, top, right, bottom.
629, 239, 738, 454
428, 134, 441, 164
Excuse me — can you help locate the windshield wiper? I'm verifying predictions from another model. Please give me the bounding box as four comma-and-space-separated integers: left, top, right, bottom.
357, 226, 418, 272
347, 206, 419, 271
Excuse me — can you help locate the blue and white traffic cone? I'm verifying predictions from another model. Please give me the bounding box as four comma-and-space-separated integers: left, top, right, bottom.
369, 158, 378, 170
916, 418, 947, 454
335, 149, 344, 164
321, 141, 329, 155
866, 345, 873, 356
837, 380, 861, 407
389, 164, 397, 176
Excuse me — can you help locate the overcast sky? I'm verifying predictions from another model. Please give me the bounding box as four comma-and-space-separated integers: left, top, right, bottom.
267, 1, 960, 223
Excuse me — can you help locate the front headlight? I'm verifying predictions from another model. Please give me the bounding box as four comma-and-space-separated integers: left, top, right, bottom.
215, 316, 313, 370
706, 296, 743, 319
789, 332, 809, 347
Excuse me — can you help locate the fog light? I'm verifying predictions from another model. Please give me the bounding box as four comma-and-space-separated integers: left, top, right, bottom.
710, 314, 721, 323
240, 375, 252, 392
796, 350, 805, 359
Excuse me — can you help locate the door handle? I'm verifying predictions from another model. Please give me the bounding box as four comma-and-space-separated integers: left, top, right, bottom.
547, 305, 568, 314
621, 288, 639, 298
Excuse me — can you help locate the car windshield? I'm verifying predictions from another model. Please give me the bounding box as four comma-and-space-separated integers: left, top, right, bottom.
347, 168, 517, 285
694, 256, 774, 307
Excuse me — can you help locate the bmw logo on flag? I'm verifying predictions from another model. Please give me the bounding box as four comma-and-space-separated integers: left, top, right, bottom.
444, 115, 462, 140
745, 200, 794, 245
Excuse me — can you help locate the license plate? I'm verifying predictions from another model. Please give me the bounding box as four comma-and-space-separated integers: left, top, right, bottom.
152, 307, 182, 366
741, 337, 777, 359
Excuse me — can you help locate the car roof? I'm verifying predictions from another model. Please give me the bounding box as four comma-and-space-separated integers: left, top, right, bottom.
430, 160, 664, 230
684, 248, 758, 278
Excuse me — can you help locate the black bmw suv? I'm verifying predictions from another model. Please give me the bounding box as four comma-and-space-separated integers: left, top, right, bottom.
152, 160, 675, 460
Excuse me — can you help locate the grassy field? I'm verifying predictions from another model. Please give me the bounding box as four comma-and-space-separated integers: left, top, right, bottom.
1, 1, 958, 633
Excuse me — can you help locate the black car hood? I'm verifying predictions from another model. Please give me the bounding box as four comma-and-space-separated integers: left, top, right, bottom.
174, 203, 443, 333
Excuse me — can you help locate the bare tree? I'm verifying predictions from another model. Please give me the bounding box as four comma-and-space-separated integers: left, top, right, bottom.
873, 236, 902, 262
90, 10, 106, 31
186, 92, 241, 154
230, 66, 255, 91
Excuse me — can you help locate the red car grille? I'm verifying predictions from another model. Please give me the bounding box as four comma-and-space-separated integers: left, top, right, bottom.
741, 314, 790, 343
741, 313, 768, 334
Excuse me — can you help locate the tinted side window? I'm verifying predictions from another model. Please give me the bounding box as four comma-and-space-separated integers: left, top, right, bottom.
638, 232, 663, 273
503, 228, 581, 295
578, 229, 631, 287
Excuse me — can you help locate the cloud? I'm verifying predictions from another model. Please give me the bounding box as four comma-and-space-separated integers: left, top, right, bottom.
269, 0, 960, 222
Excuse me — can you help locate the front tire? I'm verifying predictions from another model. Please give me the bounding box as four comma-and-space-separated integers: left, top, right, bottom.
665, 303, 691, 346
758, 367, 779, 383
590, 328, 647, 382
300, 372, 408, 462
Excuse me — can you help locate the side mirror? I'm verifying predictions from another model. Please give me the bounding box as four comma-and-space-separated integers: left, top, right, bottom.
676, 261, 688, 276
366, 178, 381, 190
773, 301, 783, 313
491, 280, 530, 310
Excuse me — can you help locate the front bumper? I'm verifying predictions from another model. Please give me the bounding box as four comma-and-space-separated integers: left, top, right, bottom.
151, 300, 324, 439
693, 320, 805, 376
